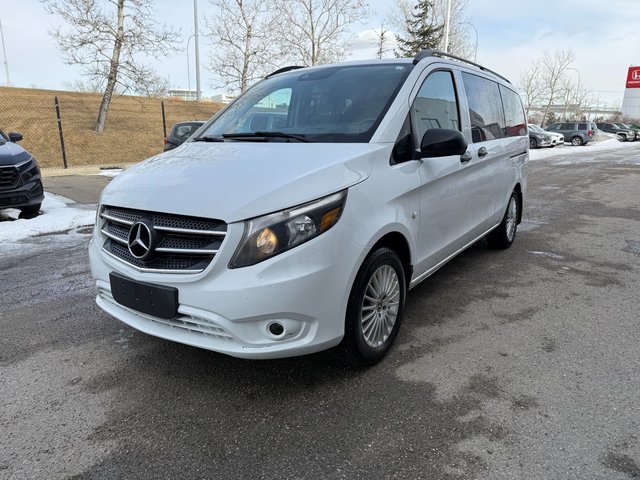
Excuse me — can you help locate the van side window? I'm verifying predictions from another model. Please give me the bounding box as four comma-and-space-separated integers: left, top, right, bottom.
499, 85, 527, 137
462, 72, 505, 143
392, 114, 414, 164
411, 70, 460, 146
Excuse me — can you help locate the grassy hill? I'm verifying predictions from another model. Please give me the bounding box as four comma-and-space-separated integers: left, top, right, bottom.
0, 86, 224, 169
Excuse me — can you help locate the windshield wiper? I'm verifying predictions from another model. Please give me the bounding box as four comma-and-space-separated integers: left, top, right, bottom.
193, 135, 224, 142
222, 131, 308, 142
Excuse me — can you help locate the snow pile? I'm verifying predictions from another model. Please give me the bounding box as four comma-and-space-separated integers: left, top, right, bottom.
0, 193, 95, 243
95, 168, 124, 178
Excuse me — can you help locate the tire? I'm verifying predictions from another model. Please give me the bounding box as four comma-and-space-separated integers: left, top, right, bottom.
571, 136, 583, 146
343, 247, 406, 366
487, 192, 519, 250
529, 137, 537, 149
19, 203, 41, 215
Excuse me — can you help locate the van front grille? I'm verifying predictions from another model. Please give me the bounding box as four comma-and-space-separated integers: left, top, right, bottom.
100, 205, 227, 273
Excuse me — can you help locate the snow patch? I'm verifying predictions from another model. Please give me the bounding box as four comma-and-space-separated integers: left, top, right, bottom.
529, 137, 640, 163
95, 168, 124, 178
0, 193, 95, 244
528, 250, 564, 260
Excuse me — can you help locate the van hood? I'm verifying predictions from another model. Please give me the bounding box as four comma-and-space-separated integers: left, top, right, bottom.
102, 142, 382, 222
0, 141, 31, 166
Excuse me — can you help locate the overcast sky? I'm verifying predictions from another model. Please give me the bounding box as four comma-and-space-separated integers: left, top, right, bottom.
1, 0, 638, 105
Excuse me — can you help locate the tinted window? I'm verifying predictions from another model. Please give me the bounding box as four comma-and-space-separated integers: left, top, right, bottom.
578, 123, 587, 130
500, 85, 526, 137
199, 64, 413, 143
462, 72, 505, 142
411, 70, 460, 144
560, 123, 574, 130
548, 124, 559, 130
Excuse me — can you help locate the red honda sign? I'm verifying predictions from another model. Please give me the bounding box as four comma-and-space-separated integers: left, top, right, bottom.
626, 66, 640, 88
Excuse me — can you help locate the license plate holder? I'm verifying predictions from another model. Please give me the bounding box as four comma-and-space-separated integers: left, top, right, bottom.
109, 272, 178, 320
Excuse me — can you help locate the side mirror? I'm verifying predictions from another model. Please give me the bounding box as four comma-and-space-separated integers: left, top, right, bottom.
8, 132, 23, 143
420, 129, 467, 158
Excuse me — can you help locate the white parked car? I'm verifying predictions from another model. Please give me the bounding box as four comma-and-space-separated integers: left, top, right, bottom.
89, 51, 528, 365
529, 124, 564, 146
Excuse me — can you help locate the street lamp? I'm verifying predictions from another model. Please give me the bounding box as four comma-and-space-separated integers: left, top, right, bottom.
0, 17, 10, 86
186, 34, 195, 97
194, 0, 201, 101
458, 21, 478, 63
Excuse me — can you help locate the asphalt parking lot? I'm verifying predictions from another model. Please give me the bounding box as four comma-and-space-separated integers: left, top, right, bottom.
1, 146, 640, 479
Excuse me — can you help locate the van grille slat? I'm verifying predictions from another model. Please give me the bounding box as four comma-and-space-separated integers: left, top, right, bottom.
99, 205, 227, 273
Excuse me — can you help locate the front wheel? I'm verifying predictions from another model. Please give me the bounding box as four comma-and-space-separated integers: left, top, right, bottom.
343, 247, 406, 366
19, 203, 41, 216
487, 192, 519, 249
529, 137, 537, 149
571, 136, 583, 146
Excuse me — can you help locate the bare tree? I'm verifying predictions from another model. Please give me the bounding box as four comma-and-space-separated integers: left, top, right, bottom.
518, 59, 545, 118
275, 0, 370, 66
372, 23, 390, 59
206, 0, 278, 94
539, 49, 575, 127
42, 0, 180, 132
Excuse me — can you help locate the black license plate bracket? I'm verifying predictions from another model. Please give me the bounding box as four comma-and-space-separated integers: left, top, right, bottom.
109, 272, 178, 320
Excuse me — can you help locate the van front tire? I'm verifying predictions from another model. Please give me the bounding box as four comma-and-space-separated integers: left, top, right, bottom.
343, 247, 406, 366
487, 192, 519, 249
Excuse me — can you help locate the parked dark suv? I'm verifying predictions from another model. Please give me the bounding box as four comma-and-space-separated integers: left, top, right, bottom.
596, 123, 636, 141
164, 121, 205, 151
547, 122, 596, 146
0, 129, 44, 215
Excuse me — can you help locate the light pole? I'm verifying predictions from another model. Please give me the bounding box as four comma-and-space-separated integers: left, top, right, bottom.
443, 0, 452, 53
193, 0, 201, 101
0, 17, 10, 86
458, 22, 478, 63
186, 34, 195, 97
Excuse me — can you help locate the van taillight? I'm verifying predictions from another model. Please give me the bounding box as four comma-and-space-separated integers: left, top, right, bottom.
588, 130, 593, 136
163, 137, 167, 145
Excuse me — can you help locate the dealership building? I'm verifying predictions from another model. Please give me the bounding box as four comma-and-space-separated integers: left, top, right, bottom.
622, 66, 640, 119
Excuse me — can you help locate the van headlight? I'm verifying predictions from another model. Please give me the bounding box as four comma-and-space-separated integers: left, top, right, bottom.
229, 190, 347, 268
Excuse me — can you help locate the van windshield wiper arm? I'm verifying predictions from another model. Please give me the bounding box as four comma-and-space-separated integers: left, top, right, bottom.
221, 132, 308, 142
193, 135, 224, 142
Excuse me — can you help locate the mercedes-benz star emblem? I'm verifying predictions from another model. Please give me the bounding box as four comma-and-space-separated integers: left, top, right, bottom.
127, 221, 154, 260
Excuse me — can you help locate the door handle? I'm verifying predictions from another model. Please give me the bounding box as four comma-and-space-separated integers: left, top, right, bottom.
478, 147, 488, 157
460, 151, 472, 163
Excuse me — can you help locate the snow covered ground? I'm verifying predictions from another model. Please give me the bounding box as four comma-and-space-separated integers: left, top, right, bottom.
0, 193, 95, 245
529, 134, 640, 163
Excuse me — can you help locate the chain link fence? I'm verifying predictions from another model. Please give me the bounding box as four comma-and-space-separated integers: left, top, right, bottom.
0, 87, 223, 169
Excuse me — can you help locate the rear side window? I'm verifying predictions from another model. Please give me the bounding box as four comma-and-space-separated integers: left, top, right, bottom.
171, 123, 202, 139
462, 72, 505, 142
578, 123, 587, 130
499, 85, 527, 137
411, 70, 460, 144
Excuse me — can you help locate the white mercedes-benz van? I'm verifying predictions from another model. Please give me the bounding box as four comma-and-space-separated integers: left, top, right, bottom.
89, 50, 528, 365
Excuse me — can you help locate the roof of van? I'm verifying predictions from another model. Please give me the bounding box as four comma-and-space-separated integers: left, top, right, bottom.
267, 53, 511, 85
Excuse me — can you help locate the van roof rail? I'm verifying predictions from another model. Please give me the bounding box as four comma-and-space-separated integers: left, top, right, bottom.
266, 66, 306, 78
413, 49, 511, 84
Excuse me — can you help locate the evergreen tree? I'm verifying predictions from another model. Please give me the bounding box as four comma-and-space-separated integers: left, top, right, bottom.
395, 0, 443, 58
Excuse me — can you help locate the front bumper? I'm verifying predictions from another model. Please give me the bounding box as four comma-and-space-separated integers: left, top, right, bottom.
89, 220, 361, 359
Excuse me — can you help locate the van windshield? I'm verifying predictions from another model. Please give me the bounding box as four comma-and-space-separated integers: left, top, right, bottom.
196, 63, 413, 143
